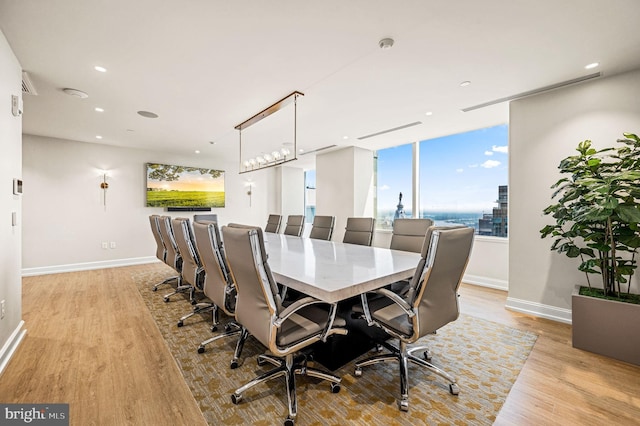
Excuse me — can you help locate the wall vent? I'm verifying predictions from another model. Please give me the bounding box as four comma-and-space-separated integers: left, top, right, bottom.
22, 71, 38, 95
357, 121, 422, 140
300, 144, 337, 155
462, 72, 601, 112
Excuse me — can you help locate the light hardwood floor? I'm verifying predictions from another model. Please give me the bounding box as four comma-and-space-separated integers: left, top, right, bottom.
1, 264, 639, 425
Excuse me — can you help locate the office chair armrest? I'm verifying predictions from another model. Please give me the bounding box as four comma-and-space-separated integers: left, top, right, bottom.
274, 296, 327, 328
372, 288, 415, 318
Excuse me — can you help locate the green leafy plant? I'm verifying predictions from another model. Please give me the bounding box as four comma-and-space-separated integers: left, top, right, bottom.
540, 133, 640, 299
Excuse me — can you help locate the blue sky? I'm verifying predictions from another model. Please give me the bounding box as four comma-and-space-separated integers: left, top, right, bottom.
377, 124, 508, 212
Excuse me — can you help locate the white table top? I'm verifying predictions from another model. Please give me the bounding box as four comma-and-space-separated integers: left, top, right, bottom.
265, 233, 421, 303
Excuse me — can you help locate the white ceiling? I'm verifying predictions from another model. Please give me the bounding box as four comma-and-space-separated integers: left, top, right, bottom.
2, 0, 640, 170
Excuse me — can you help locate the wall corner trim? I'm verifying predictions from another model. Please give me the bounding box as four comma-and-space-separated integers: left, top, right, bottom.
506, 296, 572, 324
0, 320, 26, 377
463, 274, 508, 291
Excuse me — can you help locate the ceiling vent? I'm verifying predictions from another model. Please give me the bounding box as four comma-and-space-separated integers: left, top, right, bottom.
21, 71, 38, 95
357, 121, 422, 140
299, 144, 338, 155
462, 72, 601, 112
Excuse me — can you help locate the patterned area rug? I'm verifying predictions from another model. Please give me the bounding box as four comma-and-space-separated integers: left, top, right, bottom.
133, 266, 537, 425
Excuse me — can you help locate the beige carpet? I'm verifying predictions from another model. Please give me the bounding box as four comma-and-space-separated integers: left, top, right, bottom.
134, 267, 537, 425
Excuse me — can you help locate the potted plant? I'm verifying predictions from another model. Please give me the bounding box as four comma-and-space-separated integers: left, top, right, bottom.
540, 132, 640, 365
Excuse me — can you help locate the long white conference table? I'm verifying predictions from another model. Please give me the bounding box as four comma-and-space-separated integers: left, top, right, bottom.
265, 232, 422, 304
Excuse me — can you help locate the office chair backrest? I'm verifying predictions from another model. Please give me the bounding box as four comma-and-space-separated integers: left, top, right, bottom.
343, 217, 375, 246
222, 225, 280, 349
172, 217, 203, 287
309, 215, 335, 241
193, 213, 218, 223
149, 214, 166, 261
283, 215, 305, 237
158, 215, 181, 270
265, 214, 282, 233
410, 227, 474, 338
193, 221, 233, 313
389, 218, 434, 253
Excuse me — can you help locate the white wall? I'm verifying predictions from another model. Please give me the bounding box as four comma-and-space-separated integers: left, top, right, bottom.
509, 69, 640, 323
22, 134, 276, 274
316, 146, 374, 241
0, 30, 25, 374
276, 166, 305, 220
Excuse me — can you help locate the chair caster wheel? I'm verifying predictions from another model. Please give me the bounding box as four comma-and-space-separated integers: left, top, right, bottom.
423, 350, 432, 361
191, 299, 197, 305
231, 393, 242, 405
257, 356, 267, 366
449, 383, 459, 395
152, 287, 158, 292
163, 297, 170, 303
354, 368, 362, 377
398, 399, 409, 412
230, 360, 239, 369
224, 324, 233, 332
197, 346, 205, 354
330, 383, 341, 393
284, 416, 295, 426
177, 320, 184, 327
211, 325, 218, 332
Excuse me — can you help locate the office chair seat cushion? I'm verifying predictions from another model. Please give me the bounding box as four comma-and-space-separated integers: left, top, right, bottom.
371, 303, 413, 337
276, 305, 346, 347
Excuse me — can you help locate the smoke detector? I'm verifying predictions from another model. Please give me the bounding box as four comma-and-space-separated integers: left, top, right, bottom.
379, 38, 394, 50
63, 88, 89, 98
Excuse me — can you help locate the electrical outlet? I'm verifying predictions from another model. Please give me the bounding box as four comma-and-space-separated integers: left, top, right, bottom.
110, 242, 116, 249
102, 242, 108, 249
1, 300, 5, 319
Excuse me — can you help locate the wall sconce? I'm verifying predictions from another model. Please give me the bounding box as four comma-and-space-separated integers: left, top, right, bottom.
100, 172, 109, 207
245, 180, 254, 207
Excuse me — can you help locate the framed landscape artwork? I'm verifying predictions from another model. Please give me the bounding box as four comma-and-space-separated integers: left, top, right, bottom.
146, 163, 225, 208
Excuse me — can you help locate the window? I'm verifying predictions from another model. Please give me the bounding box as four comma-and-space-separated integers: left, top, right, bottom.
304, 170, 316, 224
419, 125, 508, 236
374, 124, 508, 237
375, 143, 413, 230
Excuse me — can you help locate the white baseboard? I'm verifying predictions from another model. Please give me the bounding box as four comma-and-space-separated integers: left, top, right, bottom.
463, 274, 508, 291
21, 256, 158, 277
506, 296, 572, 324
0, 320, 26, 377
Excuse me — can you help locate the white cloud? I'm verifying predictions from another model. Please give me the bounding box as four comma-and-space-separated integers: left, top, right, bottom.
492, 145, 508, 154
480, 159, 501, 169
468, 164, 478, 168
484, 150, 493, 156
456, 168, 464, 173
379, 184, 390, 190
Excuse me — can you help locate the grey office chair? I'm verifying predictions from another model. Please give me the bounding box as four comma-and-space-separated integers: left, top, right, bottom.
157, 215, 192, 302
192, 221, 244, 366
149, 215, 178, 291
354, 226, 475, 411
193, 213, 218, 223
172, 217, 214, 325
342, 217, 375, 246
390, 218, 434, 253
222, 225, 347, 426
309, 215, 335, 241
283, 215, 305, 237
265, 214, 283, 233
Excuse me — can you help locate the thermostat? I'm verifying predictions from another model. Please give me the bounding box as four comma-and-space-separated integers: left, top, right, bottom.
13, 179, 22, 195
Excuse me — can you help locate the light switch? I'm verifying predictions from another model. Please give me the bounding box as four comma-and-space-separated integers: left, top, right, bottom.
11, 212, 17, 227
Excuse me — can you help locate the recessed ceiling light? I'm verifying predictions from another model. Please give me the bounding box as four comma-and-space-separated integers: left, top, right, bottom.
137, 110, 159, 118
95, 107, 104, 112
378, 38, 394, 50
96, 135, 103, 139
425, 111, 433, 116
460, 81, 471, 87
62, 88, 88, 98
195, 150, 200, 154
126, 129, 134, 132
299, 148, 304, 153
209, 141, 217, 145
585, 62, 599, 70
343, 136, 349, 140
94, 66, 107, 72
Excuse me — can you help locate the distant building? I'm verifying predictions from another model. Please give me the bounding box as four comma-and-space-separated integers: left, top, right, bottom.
478, 185, 508, 237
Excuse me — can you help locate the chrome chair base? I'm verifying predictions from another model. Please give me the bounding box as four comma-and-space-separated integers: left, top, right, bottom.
152, 275, 178, 291
177, 302, 216, 327
163, 283, 195, 303
197, 321, 242, 356
354, 340, 458, 411
231, 352, 341, 425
